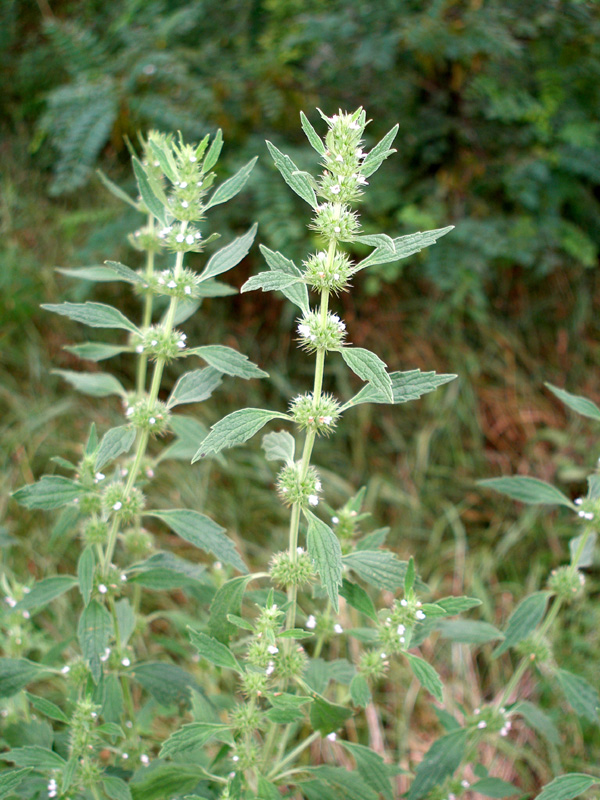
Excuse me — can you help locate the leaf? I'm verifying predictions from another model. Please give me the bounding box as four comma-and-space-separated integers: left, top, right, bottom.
470, 777, 520, 797
537, 775, 599, 800
192, 408, 290, 461
129, 763, 205, 800
339, 579, 377, 621
166, 367, 222, 409
78, 599, 113, 683
349, 674, 372, 708
102, 775, 133, 800
304, 657, 356, 693
95, 425, 137, 471
202, 128, 223, 173
103, 261, 146, 286
159, 415, 209, 462
437, 620, 504, 644
149, 509, 247, 573
78, 547, 95, 606
309, 693, 353, 736
407, 728, 469, 800
300, 111, 326, 155
96, 168, 139, 210
64, 342, 131, 362
306, 510, 343, 612
304, 767, 378, 800
343, 550, 409, 591
344, 368, 457, 408
204, 157, 257, 210
257, 776, 282, 800
57, 265, 124, 282
193, 279, 237, 298
0, 768, 33, 799
209, 575, 255, 642
406, 654, 443, 702
435, 596, 483, 615
340, 741, 394, 800
15, 575, 77, 612
259, 244, 310, 313
115, 598, 136, 645
52, 369, 126, 398
513, 700, 561, 745
361, 124, 399, 177
132, 155, 166, 224
241, 269, 303, 294
41, 302, 139, 333
355, 226, 455, 270
12, 475, 82, 510
557, 669, 600, 723
198, 223, 258, 283
25, 693, 68, 723
404, 556, 416, 593
478, 476, 574, 508
262, 430, 295, 463
188, 629, 242, 672
159, 722, 234, 759
546, 383, 600, 421
187, 345, 267, 379
569, 531, 597, 568
132, 663, 199, 707
494, 592, 551, 656
340, 348, 393, 403
0, 658, 50, 698
266, 141, 318, 208
2, 746, 65, 769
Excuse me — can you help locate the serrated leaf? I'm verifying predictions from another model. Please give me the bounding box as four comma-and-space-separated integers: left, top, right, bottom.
339, 578, 377, 621
132, 663, 199, 707
537, 774, 599, 800
479, 476, 574, 508
435, 596, 483, 615
340, 741, 393, 800
208, 575, 254, 643
95, 425, 137, 471
241, 269, 303, 294
129, 763, 204, 800
96, 168, 139, 210
25, 694, 68, 723
407, 728, 468, 800
405, 556, 416, 593
306, 510, 343, 612
188, 630, 242, 672
300, 111, 326, 155
78, 600, 113, 683
149, 509, 247, 573
12, 475, 82, 510
102, 775, 132, 800
192, 408, 290, 461
437, 619, 504, 644
309, 694, 353, 736
104, 260, 147, 285
262, 430, 295, 463
115, 598, 136, 645
340, 347, 392, 403
56, 265, 123, 282
2, 746, 65, 769
470, 777, 520, 797
0, 659, 50, 698
344, 368, 457, 408
259, 244, 310, 313
160, 722, 234, 760
187, 345, 267, 379
53, 369, 126, 398
349, 674, 372, 708
361, 124, 399, 177
266, 141, 318, 208
0, 768, 33, 798
202, 128, 223, 173
78, 547, 95, 606
15, 575, 77, 612
132, 156, 167, 224
546, 383, 600, 421
64, 342, 131, 362
557, 668, 600, 723
304, 766, 378, 800
406, 654, 443, 702
304, 657, 356, 694
166, 367, 222, 409
494, 592, 551, 657
355, 226, 455, 270
204, 158, 257, 210
159, 416, 210, 463
193, 279, 237, 298
42, 302, 139, 333
513, 700, 561, 745
343, 550, 409, 591
198, 223, 258, 283
257, 776, 281, 800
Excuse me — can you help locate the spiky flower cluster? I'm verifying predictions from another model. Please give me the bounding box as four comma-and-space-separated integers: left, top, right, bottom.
289, 392, 341, 435
128, 224, 162, 253
157, 223, 205, 253
378, 596, 427, 653
296, 311, 346, 352
143, 267, 199, 299
123, 527, 154, 559
467, 705, 513, 739
126, 397, 170, 436
548, 565, 586, 601
303, 250, 353, 293
310, 202, 360, 242
515, 634, 553, 665
276, 463, 322, 507
269, 548, 315, 588
358, 649, 390, 681
573, 495, 599, 522
318, 109, 369, 205
133, 325, 187, 360
82, 517, 109, 546
101, 482, 146, 523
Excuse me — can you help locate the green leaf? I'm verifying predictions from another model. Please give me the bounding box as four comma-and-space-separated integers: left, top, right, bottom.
115, 598, 136, 645
241, 269, 303, 294
262, 430, 295, 463
344, 368, 457, 408
193, 279, 237, 298
204, 158, 257, 210
187, 345, 267, 379
159, 415, 209, 462
78, 600, 113, 683
494, 592, 551, 657
56, 265, 123, 282
470, 777, 520, 797
209, 575, 255, 642
52, 369, 126, 398
339, 579, 377, 621
148, 138, 178, 182
513, 700, 561, 745
404, 556, 416, 593
340, 347, 392, 403
259, 244, 309, 313
340, 741, 393, 800
132, 155, 167, 224
407, 728, 468, 800
198, 223, 258, 282
192, 408, 290, 461
95, 425, 137, 471
132, 663, 199, 707
78, 547, 95, 606
188, 629, 242, 672
406, 654, 443, 702
12, 475, 82, 510
537, 774, 599, 800
437, 619, 504, 645
102, 775, 133, 800
15, 575, 77, 612
557, 668, 600, 723
149, 509, 247, 573
202, 128, 223, 173
343, 550, 409, 591
2, 746, 65, 769
160, 722, 234, 759
304, 657, 356, 693
104, 260, 147, 286
546, 383, 600, 421
0, 768, 33, 799
300, 111, 326, 155
25, 693, 68, 723
361, 124, 399, 177
0, 658, 50, 698
266, 693, 312, 722
96, 168, 139, 210
355, 226, 455, 270
309, 693, 353, 736
64, 342, 131, 362
478, 476, 574, 508
41, 302, 139, 334
266, 141, 318, 208
257, 776, 282, 800
306, 510, 343, 612
166, 367, 222, 409
349, 674, 371, 708
435, 596, 483, 615
569, 531, 597, 568
129, 763, 205, 800
304, 766, 378, 800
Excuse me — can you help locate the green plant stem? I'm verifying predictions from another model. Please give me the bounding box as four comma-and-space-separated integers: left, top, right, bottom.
107, 596, 136, 725
267, 730, 321, 780
136, 215, 156, 396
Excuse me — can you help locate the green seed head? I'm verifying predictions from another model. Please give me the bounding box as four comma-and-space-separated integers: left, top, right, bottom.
123, 527, 154, 558
128, 225, 163, 253
304, 250, 353, 293
296, 310, 347, 353
289, 392, 341, 435
358, 649, 389, 680
547, 565, 585, 602
276, 462, 322, 508
82, 517, 109, 546
269, 548, 316, 589
310, 202, 360, 242
126, 396, 170, 436
133, 325, 188, 361
102, 482, 146, 524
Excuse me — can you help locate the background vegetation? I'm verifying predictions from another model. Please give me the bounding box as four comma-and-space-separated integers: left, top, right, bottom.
2, 0, 600, 788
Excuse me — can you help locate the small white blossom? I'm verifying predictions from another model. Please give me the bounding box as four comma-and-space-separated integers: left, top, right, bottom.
98, 583, 108, 594
61, 665, 70, 674
334, 225, 341, 233
22, 610, 30, 619
184, 286, 192, 295
189, 154, 197, 162
5, 596, 16, 608
461, 781, 470, 789
121, 657, 131, 667
332, 516, 339, 524
306, 615, 317, 630
397, 624, 405, 635
297, 323, 311, 337
314, 480, 322, 491
574, 497, 583, 505
265, 661, 275, 676
333, 623, 343, 634
267, 645, 279, 655
135, 345, 144, 354
416, 610, 426, 620
400, 599, 408, 607
297, 546, 304, 554
120, 573, 127, 582
308, 495, 319, 506
140, 754, 150, 765
331, 185, 341, 195
167, 280, 177, 288
151, 339, 158, 346
477, 721, 487, 729
122, 752, 129, 760
176, 234, 185, 243
232, 754, 239, 762
149, 417, 156, 425
327, 732, 337, 741
180, 181, 188, 188
186, 234, 195, 245
95, 472, 105, 482
181, 200, 189, 208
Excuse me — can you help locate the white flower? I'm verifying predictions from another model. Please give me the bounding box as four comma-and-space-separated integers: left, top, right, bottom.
180, 181, 188, 188
140, 754, 150, 765
333, 623, 343, 634
167, 280, 177, 288
121, 657, 131, 667
575, 497, 583, 505
380, 652, 387, 659
122, 752, 129, 760
332, 516, 339, 524
308, 495, 319, 506
265, 661, 275, 676
98, 584, 108, 594
297, 323, 311, 337
348, 120, 360, 130
61, 665, 70, 674
397, 624, 405, 635
149, 417, 156, 425
176, 234, 185, 243
400, 599, 408, 607
22, 610, 30, 619
189, 154, 197, 162
181, 200, 189, 208
135, 345, 144, 354
267, 645, 279, 655
306, 614, 317, 629
95, 472, 105, 482
100, 647, 111, 662
327, 732, 337, 741
5, 596, 16, 608
186, 234, 195, 245
335, 154, 344, 162
331, 185, 341, 195
334, 226, 341, 233
416, 610, 426, 620
184, 286, 192, 295
195, 231, 202, 239
297, 546, 304, 554
151, 339, 158, 346
461, 781, 470, 789
477, 721, 487, 729
314, 480, 322, 491
177, 340, 186, 348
